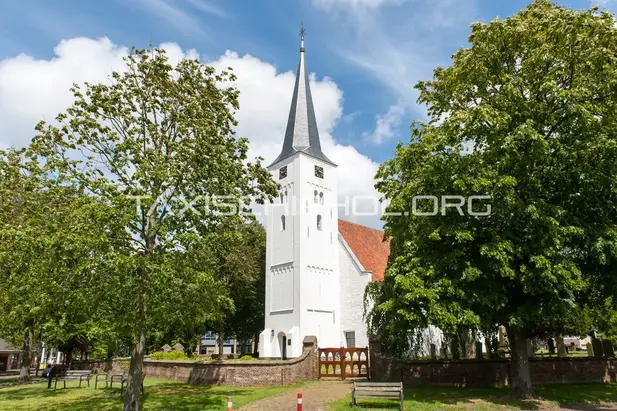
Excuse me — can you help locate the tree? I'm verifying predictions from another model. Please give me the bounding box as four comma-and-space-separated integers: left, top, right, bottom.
205, 221, 266, 356
227, 222, 266, 353
145, 221, 266, 357
368, 0, 617, 398
0, 149, 117, 382
32, 47, 278, 410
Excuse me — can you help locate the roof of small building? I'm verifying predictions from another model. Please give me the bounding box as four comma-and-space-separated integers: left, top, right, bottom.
0, 337, 18, 352
338, 219, 391, 282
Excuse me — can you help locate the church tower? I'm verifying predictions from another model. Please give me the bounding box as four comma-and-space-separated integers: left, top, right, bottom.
259, 30, 340, 358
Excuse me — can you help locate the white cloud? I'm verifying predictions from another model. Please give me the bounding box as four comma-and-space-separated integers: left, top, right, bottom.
0, 37, 384, 229
364, 101, 406, 144
0, 37, 198, 148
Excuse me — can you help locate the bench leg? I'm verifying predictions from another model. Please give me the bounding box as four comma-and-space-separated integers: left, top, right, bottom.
54, 378, 57, 389
95, 377, 98, 389
64, 380, 66, 389
79, 378, 82, 388
400, 395, 404, 411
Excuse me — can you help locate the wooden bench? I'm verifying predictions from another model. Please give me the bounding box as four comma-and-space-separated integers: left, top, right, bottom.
54, 370, 92, 389
94, 372, 124, 389
352, 382, 403, 410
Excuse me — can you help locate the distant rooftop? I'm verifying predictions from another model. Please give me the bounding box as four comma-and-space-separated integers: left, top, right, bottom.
0, 337, 19, 352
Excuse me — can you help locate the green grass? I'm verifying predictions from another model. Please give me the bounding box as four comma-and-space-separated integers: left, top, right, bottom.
0, 377, 45, 386
329, 383, 617, 410
0, 378, 303, 411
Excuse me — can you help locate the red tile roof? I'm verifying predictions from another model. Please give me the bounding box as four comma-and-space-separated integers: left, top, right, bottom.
338, 219, 390, 282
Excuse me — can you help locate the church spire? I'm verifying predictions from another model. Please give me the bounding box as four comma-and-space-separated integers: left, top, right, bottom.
270, 25, 336, 167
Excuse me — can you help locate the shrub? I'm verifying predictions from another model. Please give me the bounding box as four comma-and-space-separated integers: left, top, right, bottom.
149, 351, 190, 361
119, 360, 130, 374
240, 355, 255, 361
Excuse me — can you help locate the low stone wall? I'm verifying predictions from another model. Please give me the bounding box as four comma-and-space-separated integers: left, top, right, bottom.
74, 336, 319, 387
370, 340, 617, 387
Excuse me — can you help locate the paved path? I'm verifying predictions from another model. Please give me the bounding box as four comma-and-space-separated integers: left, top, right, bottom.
241, 380, 352, 411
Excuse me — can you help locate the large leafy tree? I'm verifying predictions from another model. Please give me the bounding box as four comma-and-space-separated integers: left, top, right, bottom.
32, 48, 277, 410
368, 0, 617, 398
206, 221, 266, 355
0, 149, 118, 382
147, 221, 266, 357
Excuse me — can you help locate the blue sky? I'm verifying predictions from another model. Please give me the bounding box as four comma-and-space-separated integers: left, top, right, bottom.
0, 0, 613, 228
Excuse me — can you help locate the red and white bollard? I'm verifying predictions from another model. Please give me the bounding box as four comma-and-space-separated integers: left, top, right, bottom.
297, 392, 303, 411
227, 396, 233, 411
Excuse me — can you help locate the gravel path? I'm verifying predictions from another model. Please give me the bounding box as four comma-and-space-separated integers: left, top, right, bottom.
240, 380, 352, 411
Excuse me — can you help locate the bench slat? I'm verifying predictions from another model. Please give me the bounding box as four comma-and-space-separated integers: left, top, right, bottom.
355, 392, 401, 398
353, 382, 401, 387
354, 387, 402, 392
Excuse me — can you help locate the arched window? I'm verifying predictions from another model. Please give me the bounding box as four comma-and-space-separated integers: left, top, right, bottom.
281, 215, 286, 231
306, 200, 308, 213
280, 193, 284, 203
285, 189, 288, 202
319, 192, 324, 205
314, 190, 318, 203
317, 214, 322, 231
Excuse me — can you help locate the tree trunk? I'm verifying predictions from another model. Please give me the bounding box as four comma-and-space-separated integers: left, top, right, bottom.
19, 323, 34, 383
217, 332, 225, 359
507, 324, 534, 399
124, 325, 146, 411
64, 349, 73, 367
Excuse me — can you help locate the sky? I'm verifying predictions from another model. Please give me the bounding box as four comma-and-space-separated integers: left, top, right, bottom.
0, 0, 614, 229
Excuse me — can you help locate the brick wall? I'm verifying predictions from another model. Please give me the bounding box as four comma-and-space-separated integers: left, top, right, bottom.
370, 339, 617, 387
75, 336, 319, 387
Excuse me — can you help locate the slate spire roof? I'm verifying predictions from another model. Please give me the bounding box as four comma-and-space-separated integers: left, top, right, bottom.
270, 30, 336, 167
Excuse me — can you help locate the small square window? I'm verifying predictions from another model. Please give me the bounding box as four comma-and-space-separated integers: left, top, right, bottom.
279, 166, 287, 179
287, 339, 292, 346
315, 165, 324, 179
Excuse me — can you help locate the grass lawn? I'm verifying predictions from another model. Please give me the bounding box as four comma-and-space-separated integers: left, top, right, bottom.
329, 383, 617, 410
0, 377, 303, 411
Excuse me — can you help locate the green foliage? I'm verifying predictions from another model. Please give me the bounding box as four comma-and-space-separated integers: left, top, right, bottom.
149, 351, 190, 361
28, 46, 278, 408
0, 148, 120, 380
202, 221, 267, 352
119, 360, 130, 375
239, 355, 255, 361
368, 0, 617, 397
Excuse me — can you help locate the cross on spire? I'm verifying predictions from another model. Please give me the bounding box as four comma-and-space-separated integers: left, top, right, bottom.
299, 22, 306, 50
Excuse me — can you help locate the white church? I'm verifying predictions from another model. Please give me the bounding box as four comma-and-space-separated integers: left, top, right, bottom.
258, 34, 391, 359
